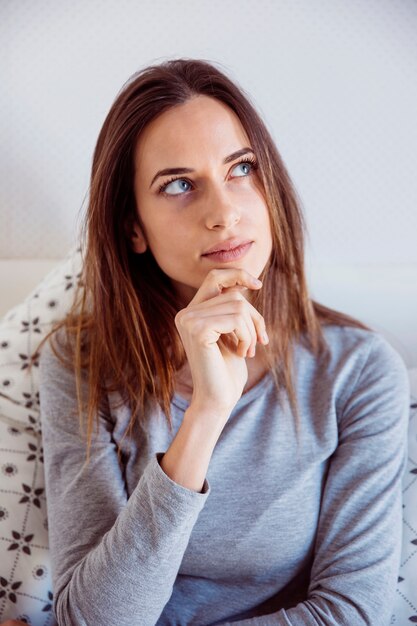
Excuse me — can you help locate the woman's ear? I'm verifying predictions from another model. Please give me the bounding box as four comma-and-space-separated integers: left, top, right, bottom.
126, 215, 147, 254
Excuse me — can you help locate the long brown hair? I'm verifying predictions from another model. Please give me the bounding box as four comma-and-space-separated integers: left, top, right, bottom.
32, 58, 371, 465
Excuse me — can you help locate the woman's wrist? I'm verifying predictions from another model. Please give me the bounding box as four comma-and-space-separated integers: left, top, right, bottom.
160, 404, 230, 492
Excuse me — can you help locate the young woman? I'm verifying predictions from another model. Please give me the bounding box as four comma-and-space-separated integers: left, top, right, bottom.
29, 58, 408, 625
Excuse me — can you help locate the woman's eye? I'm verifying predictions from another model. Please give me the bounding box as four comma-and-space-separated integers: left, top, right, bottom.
232, 161, 253, 177
161, 179, 192, 196
159, 160, 255, 196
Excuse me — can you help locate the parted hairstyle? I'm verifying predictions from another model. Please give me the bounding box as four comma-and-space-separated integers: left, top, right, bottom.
32, 58, 370, 465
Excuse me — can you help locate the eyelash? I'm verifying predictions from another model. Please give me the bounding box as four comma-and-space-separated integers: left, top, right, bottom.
157, 156, 259, 196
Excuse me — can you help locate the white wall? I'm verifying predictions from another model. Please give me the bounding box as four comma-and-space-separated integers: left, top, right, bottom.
1, 0, 416, 361
1, 0, 416, 264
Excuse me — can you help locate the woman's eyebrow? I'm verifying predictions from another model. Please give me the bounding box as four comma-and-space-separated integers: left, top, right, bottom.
149, 147, 255, 189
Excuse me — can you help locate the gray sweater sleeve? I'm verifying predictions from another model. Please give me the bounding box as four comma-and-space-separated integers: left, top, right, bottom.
224, 334, 410, 625
39, 339, 210, 626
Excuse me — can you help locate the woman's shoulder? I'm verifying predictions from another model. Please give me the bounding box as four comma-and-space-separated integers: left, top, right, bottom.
320, 323, 405, 369
39, 327, 65, 368
316, 324, 409, 400
295, 323, 409, 395
38, 326, 82, 389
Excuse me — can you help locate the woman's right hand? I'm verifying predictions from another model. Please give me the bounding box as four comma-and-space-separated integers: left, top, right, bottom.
174, 268, 269, 421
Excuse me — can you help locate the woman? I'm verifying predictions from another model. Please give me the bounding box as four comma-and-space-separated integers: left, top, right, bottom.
23, 58, 408, 625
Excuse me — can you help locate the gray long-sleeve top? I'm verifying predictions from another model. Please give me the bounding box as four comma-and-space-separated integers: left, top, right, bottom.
38, 325, 410, 625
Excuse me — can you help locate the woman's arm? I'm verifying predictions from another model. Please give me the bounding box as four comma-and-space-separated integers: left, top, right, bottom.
40, 268, 266, 626
39, 339, 212, 626
222, 334, 409, 625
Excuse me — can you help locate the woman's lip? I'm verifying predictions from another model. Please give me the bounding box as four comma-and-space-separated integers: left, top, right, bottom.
202, 242, 253, 263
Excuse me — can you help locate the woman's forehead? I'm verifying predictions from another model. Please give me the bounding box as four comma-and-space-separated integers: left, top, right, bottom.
134, 96, 250, 171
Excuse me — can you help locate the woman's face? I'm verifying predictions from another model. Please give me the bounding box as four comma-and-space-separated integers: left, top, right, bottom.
132, 95, 273, 305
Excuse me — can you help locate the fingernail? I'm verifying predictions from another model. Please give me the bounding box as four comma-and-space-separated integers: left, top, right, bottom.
262, 331, 269, 344
253, 278, 262, 286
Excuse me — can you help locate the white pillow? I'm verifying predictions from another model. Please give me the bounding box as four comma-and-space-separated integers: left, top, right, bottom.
0, 412, 54, 625
392, 368, 417, 624
0, 246, 81, 625
0, 245, 82, 425
0, 245, 415, 624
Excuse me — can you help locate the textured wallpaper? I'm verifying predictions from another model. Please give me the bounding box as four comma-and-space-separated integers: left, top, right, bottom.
1, 0, 416, 261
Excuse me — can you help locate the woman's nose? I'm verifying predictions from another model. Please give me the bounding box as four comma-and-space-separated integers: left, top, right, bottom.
204, 187, 240, 230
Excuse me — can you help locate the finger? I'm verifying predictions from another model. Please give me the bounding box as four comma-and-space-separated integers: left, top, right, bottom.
223, 314, 253, 358
195, 313, 253, 357
189, 268, 262, 306
220, 284, 249, 296
219, 330, 239, 354
184, 300, 258, 354
185, 291, 268, 346
185, 289, 251, 311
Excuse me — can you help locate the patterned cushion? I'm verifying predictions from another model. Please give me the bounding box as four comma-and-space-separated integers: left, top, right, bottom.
0, 246, 416, 624
0, 245, 82, 624
0, 246, 82, 425
395, 369, 417, 624
0, 413, 54, 625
